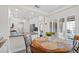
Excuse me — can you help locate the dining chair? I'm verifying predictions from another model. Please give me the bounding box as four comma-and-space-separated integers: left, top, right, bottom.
23, 33, 32, 53
73, 35, 79, 53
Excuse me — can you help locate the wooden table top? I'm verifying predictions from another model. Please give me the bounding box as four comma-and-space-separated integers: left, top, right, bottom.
31, 37, 73, 53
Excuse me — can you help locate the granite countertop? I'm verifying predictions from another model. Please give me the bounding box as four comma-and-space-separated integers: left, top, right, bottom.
30, 32, 38, 35
9, 34, 24, 37
10, 32, 38, 37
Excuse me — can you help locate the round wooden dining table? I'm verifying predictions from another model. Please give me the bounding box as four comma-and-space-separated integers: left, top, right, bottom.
31, 37, 73, 53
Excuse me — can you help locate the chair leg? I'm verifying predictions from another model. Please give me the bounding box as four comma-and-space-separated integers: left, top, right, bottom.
73, 40, 76, 49
74, 49, 78, 53
26, 46, 31, 53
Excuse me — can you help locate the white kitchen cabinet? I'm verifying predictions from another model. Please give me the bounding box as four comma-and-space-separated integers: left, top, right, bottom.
9, 36, 25, 52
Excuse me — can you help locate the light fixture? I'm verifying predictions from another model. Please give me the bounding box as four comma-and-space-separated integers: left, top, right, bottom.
34, 5, 40, 8
31, 12, 34, 15
15, 8, 19, 11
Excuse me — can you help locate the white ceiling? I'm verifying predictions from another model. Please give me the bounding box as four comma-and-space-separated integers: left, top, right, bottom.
9, 5, 73, 19
25, 5, 66, 13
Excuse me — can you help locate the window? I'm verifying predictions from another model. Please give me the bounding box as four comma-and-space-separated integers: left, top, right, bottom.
66, 16, 75, 39
67, 21, 75, 33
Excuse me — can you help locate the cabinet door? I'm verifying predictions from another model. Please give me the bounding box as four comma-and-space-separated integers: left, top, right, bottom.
10, 36, 25, 52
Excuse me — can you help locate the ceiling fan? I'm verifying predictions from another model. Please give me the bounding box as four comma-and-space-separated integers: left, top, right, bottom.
34, 5, 40, 8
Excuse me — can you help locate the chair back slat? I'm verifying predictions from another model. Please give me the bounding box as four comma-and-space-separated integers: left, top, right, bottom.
73, 35, 79, 53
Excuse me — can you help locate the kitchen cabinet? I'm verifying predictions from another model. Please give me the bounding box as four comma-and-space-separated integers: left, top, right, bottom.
9, 35, 25, 52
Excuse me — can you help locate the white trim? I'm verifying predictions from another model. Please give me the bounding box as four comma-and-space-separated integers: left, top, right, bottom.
49, 5, 78, 16
9, 6, 48, 16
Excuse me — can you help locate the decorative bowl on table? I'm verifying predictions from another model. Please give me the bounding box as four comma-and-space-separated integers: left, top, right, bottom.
46, 32, 56, 40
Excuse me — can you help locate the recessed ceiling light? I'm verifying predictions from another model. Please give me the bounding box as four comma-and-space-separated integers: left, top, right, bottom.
31, 12, 34, 15
15, 9, 19, 11
29, 12, 34, 15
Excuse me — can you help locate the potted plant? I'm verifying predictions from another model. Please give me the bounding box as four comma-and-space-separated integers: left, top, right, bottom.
46, 32, 52, 40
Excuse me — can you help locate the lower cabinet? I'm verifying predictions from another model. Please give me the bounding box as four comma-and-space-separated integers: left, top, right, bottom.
9, 36, 25, 53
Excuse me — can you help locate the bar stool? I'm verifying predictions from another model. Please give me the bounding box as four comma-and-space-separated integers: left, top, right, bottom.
73, 35, 79, 53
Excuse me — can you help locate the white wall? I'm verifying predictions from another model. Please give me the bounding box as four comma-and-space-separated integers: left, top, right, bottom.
24, 19, 30, 33
76, 16, 79, 35
9, 17, 30, 33
0, 6, 9, 39
44, 16, 51, 32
